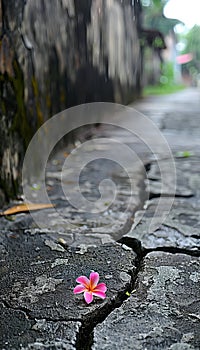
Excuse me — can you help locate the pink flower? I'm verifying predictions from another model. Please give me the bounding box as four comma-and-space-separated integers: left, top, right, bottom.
73, 272, 107, 304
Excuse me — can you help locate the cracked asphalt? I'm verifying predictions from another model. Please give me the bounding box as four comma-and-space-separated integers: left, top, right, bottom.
0, 88, 200, 349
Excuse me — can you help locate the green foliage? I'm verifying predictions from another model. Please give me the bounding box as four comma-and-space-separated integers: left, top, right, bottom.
142, 0, 181, 35
161, 61, 174, 84
152, 0, 162, 7
143, 84, 185, 96
182, 25, 200, 73
176, 151, 194, 158
144, 61, 185, 96
183, 26, 200, 60
153, 36, 164, 48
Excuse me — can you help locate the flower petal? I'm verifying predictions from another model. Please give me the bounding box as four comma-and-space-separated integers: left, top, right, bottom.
73, 285, 86, 294
89, 272, 99, 288
92, 291, 106, 299
84, 291, 93, 304
94, 283, 107, 293
76, 275, 90, 287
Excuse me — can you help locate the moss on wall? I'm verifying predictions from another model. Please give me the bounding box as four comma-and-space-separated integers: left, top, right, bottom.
0, 0, 143, 205
0, 43, 47, 201
31, 76, 44, 128
10, 60, 33, 147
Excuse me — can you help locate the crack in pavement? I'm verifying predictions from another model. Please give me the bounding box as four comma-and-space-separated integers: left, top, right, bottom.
74, 238, 200, 349
75, 263, 143, 350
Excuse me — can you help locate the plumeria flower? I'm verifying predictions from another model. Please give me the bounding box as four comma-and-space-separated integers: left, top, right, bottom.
73, 272, 107, 304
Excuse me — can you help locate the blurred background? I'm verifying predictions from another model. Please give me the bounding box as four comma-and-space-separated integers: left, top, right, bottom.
0, 0, 200, 205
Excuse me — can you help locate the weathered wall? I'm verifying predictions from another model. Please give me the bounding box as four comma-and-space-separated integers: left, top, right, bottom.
0, 0, 142, 204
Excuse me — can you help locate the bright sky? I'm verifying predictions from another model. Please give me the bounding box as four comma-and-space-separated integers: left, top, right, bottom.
164, 0, 200, 28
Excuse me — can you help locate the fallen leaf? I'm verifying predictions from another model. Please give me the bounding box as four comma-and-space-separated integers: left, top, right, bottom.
0, 203, 54, 216
176, 151, 194, 158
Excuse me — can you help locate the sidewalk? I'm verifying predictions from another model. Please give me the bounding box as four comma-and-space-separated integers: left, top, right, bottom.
0, 88, 200, 349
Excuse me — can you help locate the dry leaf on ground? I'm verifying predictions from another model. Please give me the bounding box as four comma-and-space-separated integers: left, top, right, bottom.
0, 203, 54, 216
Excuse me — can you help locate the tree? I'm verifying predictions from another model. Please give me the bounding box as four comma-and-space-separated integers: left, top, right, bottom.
142, 0, 181, 35
182, 25, 200, 73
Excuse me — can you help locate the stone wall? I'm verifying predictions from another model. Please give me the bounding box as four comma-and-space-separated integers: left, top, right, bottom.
0, 0, 142, 204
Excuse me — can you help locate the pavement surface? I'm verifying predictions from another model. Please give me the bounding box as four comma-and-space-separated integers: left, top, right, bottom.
0, 88, 200, 349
